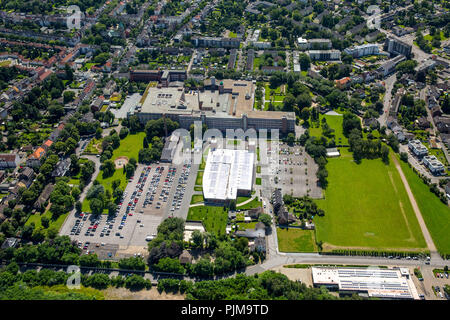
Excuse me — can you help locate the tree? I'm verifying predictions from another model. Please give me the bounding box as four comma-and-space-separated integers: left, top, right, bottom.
75, 201, 82, 213
191, 230, 204, 249
90, 198, 104, 215
124, 163, 135, 179
191, 258, 213, 277
258, 214, 272, 227
380, 145, 389, 164
102, 160, 115, 178
299, 53, 311, 71
63, 91, 75, 104
400, 152, 408, 163
41, 216, 50, 229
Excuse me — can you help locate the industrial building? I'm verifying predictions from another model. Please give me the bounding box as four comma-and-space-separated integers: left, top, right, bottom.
312, 267, 420, 300
202, 148, 255, 203
133, 78, 295, 134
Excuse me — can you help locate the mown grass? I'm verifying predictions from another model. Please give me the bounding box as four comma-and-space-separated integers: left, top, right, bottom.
314, 149, 427, 251
277, 228, 318, 252
398, 157, 450, 256
187, 205, 228, 236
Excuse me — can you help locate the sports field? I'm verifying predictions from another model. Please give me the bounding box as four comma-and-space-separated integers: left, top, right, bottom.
398, 158, 450, 256
314, 148, 427, 251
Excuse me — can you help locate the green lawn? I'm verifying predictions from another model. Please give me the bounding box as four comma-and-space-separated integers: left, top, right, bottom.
256, 177, 262, 185
237, 197, 262, 210
187, 206, 228, 236
398, 158, 450, 257
190, 194, 204, 204
82, 133, 145, 214
194, 186, 203, 192
26, 210, 68, 234
277, 228, 318, 252
83, 138, 103, 154
195, 170, 204, 186
237, 196, 251, 204
308, 114, 349, 145
237, 222, 257, 231
256, 166, 261, 173
314, 149, 427, 252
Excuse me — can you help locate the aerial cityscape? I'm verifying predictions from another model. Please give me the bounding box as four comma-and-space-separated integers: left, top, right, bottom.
0, 0, 449, 304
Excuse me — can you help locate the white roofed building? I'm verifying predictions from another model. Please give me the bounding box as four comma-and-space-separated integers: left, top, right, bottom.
312, 267, 420, 300
203, 148, 255, 203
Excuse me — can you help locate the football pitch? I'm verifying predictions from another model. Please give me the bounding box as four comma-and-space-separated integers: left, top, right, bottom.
314, 148, 427, 252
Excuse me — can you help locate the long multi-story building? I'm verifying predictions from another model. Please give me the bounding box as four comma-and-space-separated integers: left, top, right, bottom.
133, 78, 295, 134
191, 36, 241, 48
344, 44, 380, 58
308, 50, 341, 61
129, 69, 187, 85
297, 38, 332, 50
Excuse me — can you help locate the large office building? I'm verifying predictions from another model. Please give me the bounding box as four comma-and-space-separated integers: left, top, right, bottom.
384, 37, 412, 57
312, 267, 420, 300
129, 69, 187, 86
133, 78, 296, 134
203, 148, 255, 203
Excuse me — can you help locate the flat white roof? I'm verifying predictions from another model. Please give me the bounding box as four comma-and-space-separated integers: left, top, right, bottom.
312, 267, 420, 300
203, 148, 255, 201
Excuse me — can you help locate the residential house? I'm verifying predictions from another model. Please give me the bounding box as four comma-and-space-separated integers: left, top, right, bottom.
19, 167, 35, 188
0, 154, 20, 169
434, 117, 450, 134
27, 147, 46, 167
33, 183, 54, 210
235, 222, 266, 239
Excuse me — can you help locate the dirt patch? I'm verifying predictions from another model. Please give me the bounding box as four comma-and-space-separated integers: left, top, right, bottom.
270, 266, 313, 287
103, 287, 185, 300
321, 242, 427, 253
115, 245, 149, 259
115, 156, 129, 169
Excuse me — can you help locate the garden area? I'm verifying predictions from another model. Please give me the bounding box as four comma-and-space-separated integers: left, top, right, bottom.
187, 205, 228, 236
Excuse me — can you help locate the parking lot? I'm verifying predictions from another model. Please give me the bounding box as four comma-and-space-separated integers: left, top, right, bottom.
61, 161, 194, 257
270, 143, 322, 198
